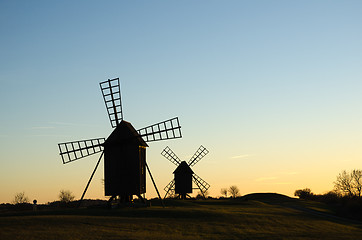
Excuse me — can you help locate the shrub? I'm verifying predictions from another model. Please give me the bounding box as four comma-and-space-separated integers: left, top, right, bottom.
294, 188, 313, 200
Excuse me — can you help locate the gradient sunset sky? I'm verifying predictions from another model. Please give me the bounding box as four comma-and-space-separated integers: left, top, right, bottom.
1, 0, 362, 203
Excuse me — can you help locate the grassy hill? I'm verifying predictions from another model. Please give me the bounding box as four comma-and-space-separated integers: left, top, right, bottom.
1, 193, 362, 240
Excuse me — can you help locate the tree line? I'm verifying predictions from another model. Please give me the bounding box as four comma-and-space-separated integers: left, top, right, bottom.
294, 169, 362, 220
295, 169, 362, 200
12, 190, 75, 205
220, 185, 240, 198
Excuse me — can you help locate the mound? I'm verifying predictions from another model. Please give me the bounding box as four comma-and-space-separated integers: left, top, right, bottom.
241, 193, 295, 204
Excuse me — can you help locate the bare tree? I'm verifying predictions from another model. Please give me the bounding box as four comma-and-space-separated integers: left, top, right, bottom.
334, 169, 362, 197
351, 170, 362, 197
220, 188, 228, 198
13, 192, 29, 204
334, 170, 353, 196
59, 190, 75, 203
228, 185, 240, 198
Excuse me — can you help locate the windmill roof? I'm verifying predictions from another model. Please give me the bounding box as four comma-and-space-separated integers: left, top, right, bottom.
104, 120, 148, 147
173, 161, 194, 174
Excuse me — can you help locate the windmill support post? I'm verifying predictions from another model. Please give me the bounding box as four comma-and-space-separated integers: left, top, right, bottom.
144, 161, 165, 207
58, 78, 182, 210
78, 151, 104, 207
162, 146, 210, 201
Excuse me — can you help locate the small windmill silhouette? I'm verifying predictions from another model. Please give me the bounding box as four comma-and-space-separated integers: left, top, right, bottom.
58, 78, 182, 204
162, 146, 210, 199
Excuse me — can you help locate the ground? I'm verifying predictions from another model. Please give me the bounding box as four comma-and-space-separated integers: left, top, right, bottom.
1, 193, 362, 240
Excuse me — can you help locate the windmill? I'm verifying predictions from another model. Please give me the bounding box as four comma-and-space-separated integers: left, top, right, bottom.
162, 145, 210, 199
58, 78, 182, 204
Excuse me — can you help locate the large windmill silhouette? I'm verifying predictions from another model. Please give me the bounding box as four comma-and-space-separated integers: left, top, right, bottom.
162, 146, 210, 199
58, 78, 182, 203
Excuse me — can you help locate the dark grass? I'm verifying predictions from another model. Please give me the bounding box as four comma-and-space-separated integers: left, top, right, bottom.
1, 193, 362, 240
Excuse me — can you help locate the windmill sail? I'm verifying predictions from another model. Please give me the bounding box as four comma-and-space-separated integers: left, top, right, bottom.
100, 78, 123, 128
58, 138, 105, 164
163, 179, 175, 198
192, 173, 210, 193
188, 145, 209, 167
161, 146, 181, 166
137, 117, 182, 142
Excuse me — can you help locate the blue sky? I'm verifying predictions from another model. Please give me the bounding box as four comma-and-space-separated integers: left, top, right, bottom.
1, 0, 362, 203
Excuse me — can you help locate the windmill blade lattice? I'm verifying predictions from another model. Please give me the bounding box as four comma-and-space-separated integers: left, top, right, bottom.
161, 146, 181, 166
137, 117, 182, 142
57, 77, 182, 205
100, 78, 123, 128
192, 173, 210, 193
187, 145, 209, 167
163, 179, 175, 198
58, 138, 105, 164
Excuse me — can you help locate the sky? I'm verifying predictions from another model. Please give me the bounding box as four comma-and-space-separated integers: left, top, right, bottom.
1, 0, 362, 203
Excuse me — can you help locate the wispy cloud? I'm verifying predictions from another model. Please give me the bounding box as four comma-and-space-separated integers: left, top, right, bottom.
50, 122, 78, 126
28, 134, 71, 137
272, 182, 293, 185
255, 171, 298, 184
276, 171, 299, 176
31, 126, 55, 129
255, 177, 293, 185
255, 177, 278, 182
231, 154, 253, 159
50, 121, 100, 128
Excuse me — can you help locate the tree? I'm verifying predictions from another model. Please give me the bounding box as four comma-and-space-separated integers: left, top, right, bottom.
294, 188, 313, 199
228, 185, 240, 198
59, 190, 75, 203
13, 192, 29, 204
220, 188, 228, 198
334, 170, 362, 197
351, 170, 362, 197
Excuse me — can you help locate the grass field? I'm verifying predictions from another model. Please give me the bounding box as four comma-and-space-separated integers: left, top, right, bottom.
1, 193, 362, 240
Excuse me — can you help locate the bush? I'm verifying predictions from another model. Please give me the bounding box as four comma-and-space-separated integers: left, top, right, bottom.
318, 191, 341, 204
294, 188, 313, 200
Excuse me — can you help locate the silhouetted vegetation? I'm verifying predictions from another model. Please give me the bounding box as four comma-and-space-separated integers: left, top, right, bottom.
294, 188, 313, 199
293, 169, 362, 221
12, 192, 29, 204
334, 169, 362, 197
228, 185, 240, 198
220, 188, 228, 198
294, 188, 362, 220
58, 189, 75, 203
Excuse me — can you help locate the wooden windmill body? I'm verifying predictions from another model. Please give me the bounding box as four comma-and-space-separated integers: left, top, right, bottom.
58, 78, 182, 203
173, 161, 193, 196
162, 146, 210, 199
103, 120, 148, 200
